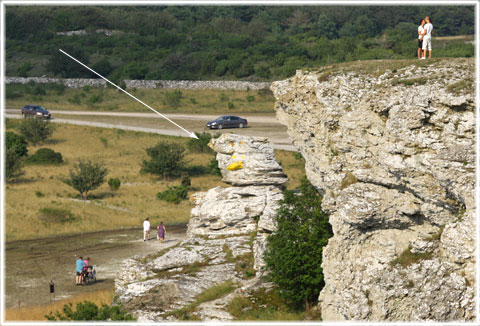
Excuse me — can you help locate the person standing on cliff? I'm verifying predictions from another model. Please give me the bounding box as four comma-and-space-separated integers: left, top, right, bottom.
421, 16, 433, 59
417, 19, 426, 59
157, 221, 166, 242
143, 217, 150, 241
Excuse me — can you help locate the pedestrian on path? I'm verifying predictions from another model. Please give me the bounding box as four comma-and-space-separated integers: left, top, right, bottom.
143, 217, 150, 241
157, 222, 166, 242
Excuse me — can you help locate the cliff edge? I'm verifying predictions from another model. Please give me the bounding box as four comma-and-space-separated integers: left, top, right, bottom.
271, 58, 475, 321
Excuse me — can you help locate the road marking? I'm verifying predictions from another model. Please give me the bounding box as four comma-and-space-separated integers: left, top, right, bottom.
59, 49, 198, 139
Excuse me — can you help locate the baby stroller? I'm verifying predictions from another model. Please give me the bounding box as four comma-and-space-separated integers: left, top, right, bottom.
82, 265, 97, 285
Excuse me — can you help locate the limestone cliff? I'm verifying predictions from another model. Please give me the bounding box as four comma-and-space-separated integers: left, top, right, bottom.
115, 134, 286, 321
271, 58, 475, 321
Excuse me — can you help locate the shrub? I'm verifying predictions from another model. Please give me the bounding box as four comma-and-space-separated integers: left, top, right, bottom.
227, 102, 235, 110
45, 301, 135, 321
38, 207, 78, 224
6, 131, 28, 157
17, 61, 32, 77
87, 94, 103, 104
141, 141, 186, 178
264, 177, 332, 308
208, 157, 221, 176
26, 148, 63, 165
99, 137, 108, 148
68, 94, 82, 105
157, 185, 188, 204
181, 174, 191, 187
63, 160, 108, 199
33, 85, 47, 96
35, 190, 45, 198
245, 95, 255, 102
164, 90, 182, 108
18, 118, 55, 145
186, 132, 213, 153
108, 178, 121, 191
5, 148, 25, 182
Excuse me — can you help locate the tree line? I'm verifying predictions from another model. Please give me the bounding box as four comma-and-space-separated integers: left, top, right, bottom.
6, 6, 475, 81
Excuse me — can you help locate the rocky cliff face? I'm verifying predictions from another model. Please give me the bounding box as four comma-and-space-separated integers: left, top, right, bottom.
271, 58, 475, 321
115, 134, 286, 321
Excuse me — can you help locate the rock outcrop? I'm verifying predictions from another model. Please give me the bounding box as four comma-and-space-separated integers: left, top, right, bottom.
115, 134, 286, 321
271, 58, 475, 321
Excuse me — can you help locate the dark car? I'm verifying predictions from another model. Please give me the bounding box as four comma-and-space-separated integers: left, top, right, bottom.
21, 105, 51, 119
206, 116, 247, 129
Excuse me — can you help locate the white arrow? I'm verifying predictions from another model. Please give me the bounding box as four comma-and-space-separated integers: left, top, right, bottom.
59, 49, 198, 139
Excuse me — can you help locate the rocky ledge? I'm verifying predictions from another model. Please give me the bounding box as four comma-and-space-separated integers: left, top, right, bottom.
115, 134, 286, 321
271, 58, 475, 321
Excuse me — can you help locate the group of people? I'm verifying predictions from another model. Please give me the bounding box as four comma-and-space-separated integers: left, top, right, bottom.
75, 256, 92, 285
418, 16, 434, 59
143, 217, 167, 242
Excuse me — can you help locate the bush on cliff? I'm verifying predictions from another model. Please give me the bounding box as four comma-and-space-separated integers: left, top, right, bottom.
45, 301, 135, 321
264, 177, 332, 308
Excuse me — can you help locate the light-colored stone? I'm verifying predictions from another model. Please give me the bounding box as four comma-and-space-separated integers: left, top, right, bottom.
272, 58, 475, 322
5, 77, 271, 90
209, 134, 288, 186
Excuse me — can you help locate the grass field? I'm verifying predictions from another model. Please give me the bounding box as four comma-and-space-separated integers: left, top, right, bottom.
5, 119, 304, 241
5, 289, 114, 321
6, 85, 276, 114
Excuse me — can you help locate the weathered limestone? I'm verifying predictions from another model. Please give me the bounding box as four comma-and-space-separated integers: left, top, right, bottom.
115, 134, 286, 321
210, 134, 288, 186
271, 58, 475, 322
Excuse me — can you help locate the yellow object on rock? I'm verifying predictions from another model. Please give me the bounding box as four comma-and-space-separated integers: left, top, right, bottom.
227, 161, 244, 171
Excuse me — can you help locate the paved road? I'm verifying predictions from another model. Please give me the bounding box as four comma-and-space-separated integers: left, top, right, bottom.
5, 110, 296, 151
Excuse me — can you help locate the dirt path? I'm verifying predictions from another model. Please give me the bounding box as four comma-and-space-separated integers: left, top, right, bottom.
5, 226, 187, 309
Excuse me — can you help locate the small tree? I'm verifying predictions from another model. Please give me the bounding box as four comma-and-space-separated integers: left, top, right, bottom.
141, 141, 186, 178
63, 160, 108, 199
6, 131, 28, 157
19, 118, 55, 146
5, 148, 25, 182
45, 301, 135, 321
264, 177, 332, 308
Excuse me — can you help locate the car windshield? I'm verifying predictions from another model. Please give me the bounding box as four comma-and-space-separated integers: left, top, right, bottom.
33, 106, 46, 112
216, 116, 228, 120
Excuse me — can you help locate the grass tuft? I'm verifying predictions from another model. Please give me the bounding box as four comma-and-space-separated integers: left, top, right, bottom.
390, 245, 433, 268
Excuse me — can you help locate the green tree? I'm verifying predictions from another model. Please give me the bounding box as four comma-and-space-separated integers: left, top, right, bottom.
141, 141, 186, 178
45, 301, 135, 321
6, 131, 28, 157
186, 132, 213, 153
63, 160, 108, 199
17, 62, 32, 77
18, 118, 55, 146
92, 58, 113, 77
47, 46, 91, 78
264, 177, 332, 308
5, 148, 25, 182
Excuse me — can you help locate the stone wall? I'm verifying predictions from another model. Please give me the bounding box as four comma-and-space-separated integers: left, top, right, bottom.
5, 77, 271, 90
271, 58, 475, 322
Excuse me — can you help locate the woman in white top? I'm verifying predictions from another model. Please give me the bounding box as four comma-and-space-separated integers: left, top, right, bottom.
422, 16, 433, 59
417, 19, 426, 59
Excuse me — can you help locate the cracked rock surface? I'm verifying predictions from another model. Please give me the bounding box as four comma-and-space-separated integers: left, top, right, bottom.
271, 58, 475, 322
115, 134, 286, 321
